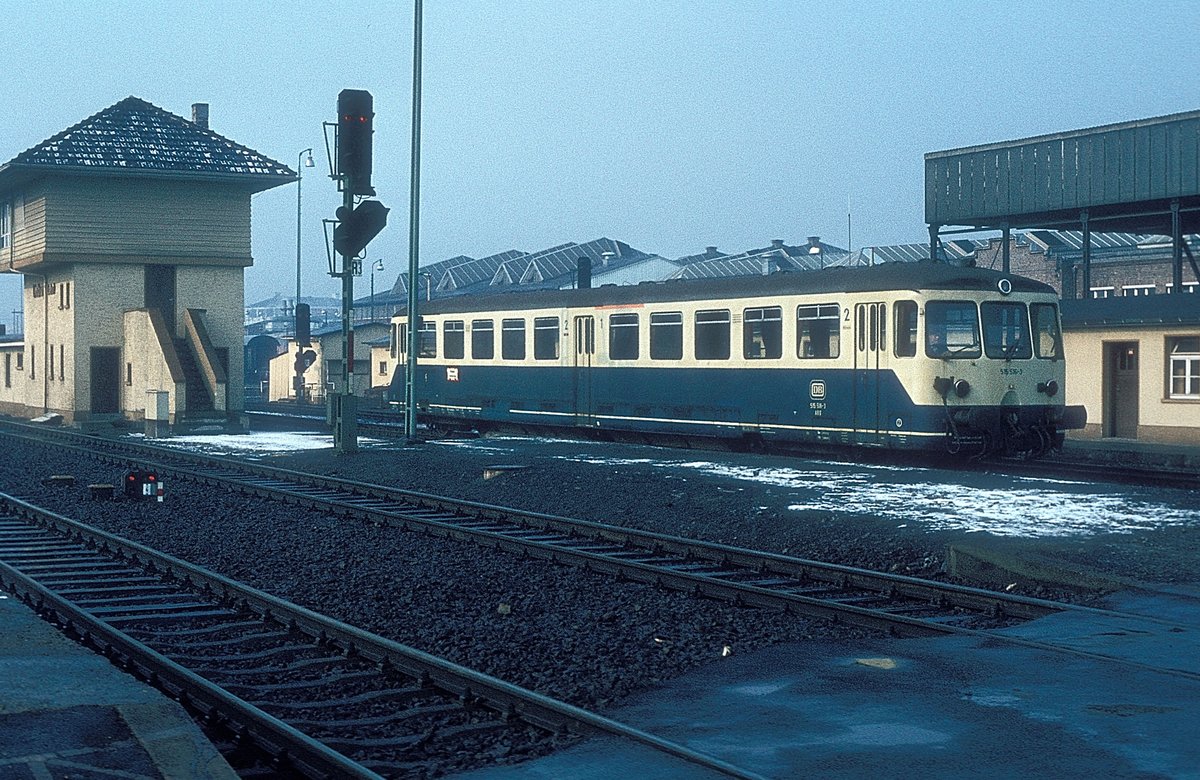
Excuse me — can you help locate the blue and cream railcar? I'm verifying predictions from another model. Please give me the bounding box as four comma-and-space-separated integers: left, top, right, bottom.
387, 264, 1085, 458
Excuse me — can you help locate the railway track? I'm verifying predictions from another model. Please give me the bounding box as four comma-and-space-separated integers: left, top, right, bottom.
3, 420, 1197, 684
0, 493, 764, 780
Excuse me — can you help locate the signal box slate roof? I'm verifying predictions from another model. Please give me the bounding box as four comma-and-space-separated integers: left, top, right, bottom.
0, 96, 295, 193
925, 109, 1200, 234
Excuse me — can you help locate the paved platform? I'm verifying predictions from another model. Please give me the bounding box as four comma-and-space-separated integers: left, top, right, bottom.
1061, 435, 1200, 469
460, 588, 1200, 779
0, 592, 235, 779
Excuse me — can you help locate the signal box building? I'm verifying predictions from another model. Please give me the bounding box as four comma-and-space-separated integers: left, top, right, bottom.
0, 97, 294, 427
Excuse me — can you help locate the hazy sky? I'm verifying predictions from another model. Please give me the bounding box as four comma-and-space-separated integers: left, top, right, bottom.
1, 0, 1197, 323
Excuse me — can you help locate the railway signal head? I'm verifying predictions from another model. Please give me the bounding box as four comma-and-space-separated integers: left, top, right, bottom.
337, 89, 375, 196
333, 199, 389, 259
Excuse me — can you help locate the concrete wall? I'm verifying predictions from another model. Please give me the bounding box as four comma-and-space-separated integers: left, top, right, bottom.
177, 266, 244, 412
122, 309, 186, 421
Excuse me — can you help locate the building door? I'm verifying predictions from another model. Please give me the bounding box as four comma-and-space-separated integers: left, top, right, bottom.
90, 347, 121, 414
572, 315, 595, 425
145, 265, 177, 334
1104, 341, 1139, 438
853, 302, 886, 440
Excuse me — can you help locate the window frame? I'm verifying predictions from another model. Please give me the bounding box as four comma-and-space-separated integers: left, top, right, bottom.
649, 311, 683, 361
501, 318, 526, 361
980, 301, 1033, 360
608, 312, 639, 361
796, 303, 841, 359
443, 319, 465, 360
925, 300, 982, 359
417, 320, 437, 358
1168, 336, 1200, 400
694, 308, 731, 361
471, 319, 495, 360
743, 306, 783, 360
1030, 303, 1064, 360
894, 300, 918, 358
533, 316, 560, 361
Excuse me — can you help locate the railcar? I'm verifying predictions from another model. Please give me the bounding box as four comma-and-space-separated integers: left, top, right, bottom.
385, 263, 1086, 459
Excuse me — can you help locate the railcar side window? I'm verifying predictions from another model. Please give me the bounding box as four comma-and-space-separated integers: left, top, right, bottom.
743, 306, 782, 359
472, 319, 494, 359
649, 312, 683, 360
609, 313, 639, 360
418, 321, 437, 358
396, 324, 408, 357
925, 301, 980, 359
1169, 336, 1200, 399
981, 302, 1032, 360
501, 318, 526, 360
895, 301, 918, 357
443, 320, 465, 360
695, 309, 731, 360
534, 317, 559, 360
1030, 303, 1063, 360
797, 304, 840, 359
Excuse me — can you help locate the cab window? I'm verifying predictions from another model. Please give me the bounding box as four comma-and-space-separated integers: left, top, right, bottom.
925, 301, 980, 359
981, 302, 1032, 359
894, 300, 918, 357
1030, 303, 1063, 360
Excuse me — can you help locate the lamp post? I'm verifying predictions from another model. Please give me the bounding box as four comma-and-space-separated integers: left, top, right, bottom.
370, 259, 384, 322
295, 148, 315, 334
420, 271, 432, 302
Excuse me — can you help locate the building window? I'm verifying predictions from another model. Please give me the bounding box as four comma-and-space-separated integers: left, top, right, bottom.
471, 319, 494, 359
894, 300, 918, 357
126, 363, 133, 386
533, 317, 559, 360
59, 344, 65, 381
29, 345, 34, 379
378, 361, 387, 376
649, 312, 683, 360
1123, 285, 1155, 297
797, 303, 840, 359
4, 353, 9, 387
443, 320, 465, 360
501, 318, 525, 360
743, 306, 782, 360
609, 313, 639, 360
694, 309, 731, 360
0, 199, 10, 250
49, 345, 55, 380
1089, 287, 1114, 299
15, 352, 22, 370
1168, 337, 1200, 399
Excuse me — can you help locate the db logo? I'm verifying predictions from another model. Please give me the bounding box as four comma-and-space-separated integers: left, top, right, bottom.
810, 380, 826, 400
446, 367, 460, 382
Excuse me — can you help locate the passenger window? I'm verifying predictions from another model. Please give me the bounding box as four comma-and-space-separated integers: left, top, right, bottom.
417, 320, 437, 358
925, 301, 981, 359
502, 318, 526, 360
695, 309, 730, 360
471, 319, 494, 359
895, 301, 918, 357
397, 324, 408, 357
743, 306, 782, 359
649, 312, 683, 360
1030, 303, 1062, 360
981, 302, 1032, 359
443, 320, 465, 360
797, 303, 840, 359
534, 317, 559, 360
609, 313, 639, 360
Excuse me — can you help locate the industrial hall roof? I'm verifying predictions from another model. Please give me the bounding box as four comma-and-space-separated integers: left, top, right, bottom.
0, 96, 295, 193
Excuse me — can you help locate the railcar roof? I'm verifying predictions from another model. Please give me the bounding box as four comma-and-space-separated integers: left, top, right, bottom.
411, 262, 1054, 316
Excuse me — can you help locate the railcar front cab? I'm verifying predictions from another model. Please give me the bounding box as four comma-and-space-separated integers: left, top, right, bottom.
921, 278, 1086, 458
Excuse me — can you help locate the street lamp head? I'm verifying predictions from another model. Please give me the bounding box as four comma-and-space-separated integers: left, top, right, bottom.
303, 152, 315, 168
374, 259, 385, 272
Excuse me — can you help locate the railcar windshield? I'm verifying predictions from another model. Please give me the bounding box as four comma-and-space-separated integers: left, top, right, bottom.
981, 302, 1032, 360
1030, 303, 1064, 360
925, 301, 980, 359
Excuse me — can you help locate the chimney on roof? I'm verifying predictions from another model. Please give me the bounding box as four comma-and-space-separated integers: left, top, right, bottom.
771, 239, 785, 250
191, 103, 209, 130
705, 246, 719, 258
601, 250, 615, 268
577, 257, 592, 289
807, 236, 821, 249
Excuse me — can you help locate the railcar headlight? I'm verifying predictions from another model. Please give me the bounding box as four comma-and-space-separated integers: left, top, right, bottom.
1037, 380, 1059, 397
954, 379, 970, 398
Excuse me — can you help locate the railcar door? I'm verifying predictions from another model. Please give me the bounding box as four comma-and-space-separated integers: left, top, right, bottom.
852, 302, 886, 441
573, 315, 595, 425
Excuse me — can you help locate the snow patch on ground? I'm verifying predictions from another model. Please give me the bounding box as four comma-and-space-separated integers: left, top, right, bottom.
553, 455, 1200, 538
129, 431, 385, 456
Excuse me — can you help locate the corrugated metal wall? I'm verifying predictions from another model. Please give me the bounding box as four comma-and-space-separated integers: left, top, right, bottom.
925, 111, 1200, 226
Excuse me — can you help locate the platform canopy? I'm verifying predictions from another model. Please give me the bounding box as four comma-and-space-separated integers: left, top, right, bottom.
925, 109, 1200, 235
